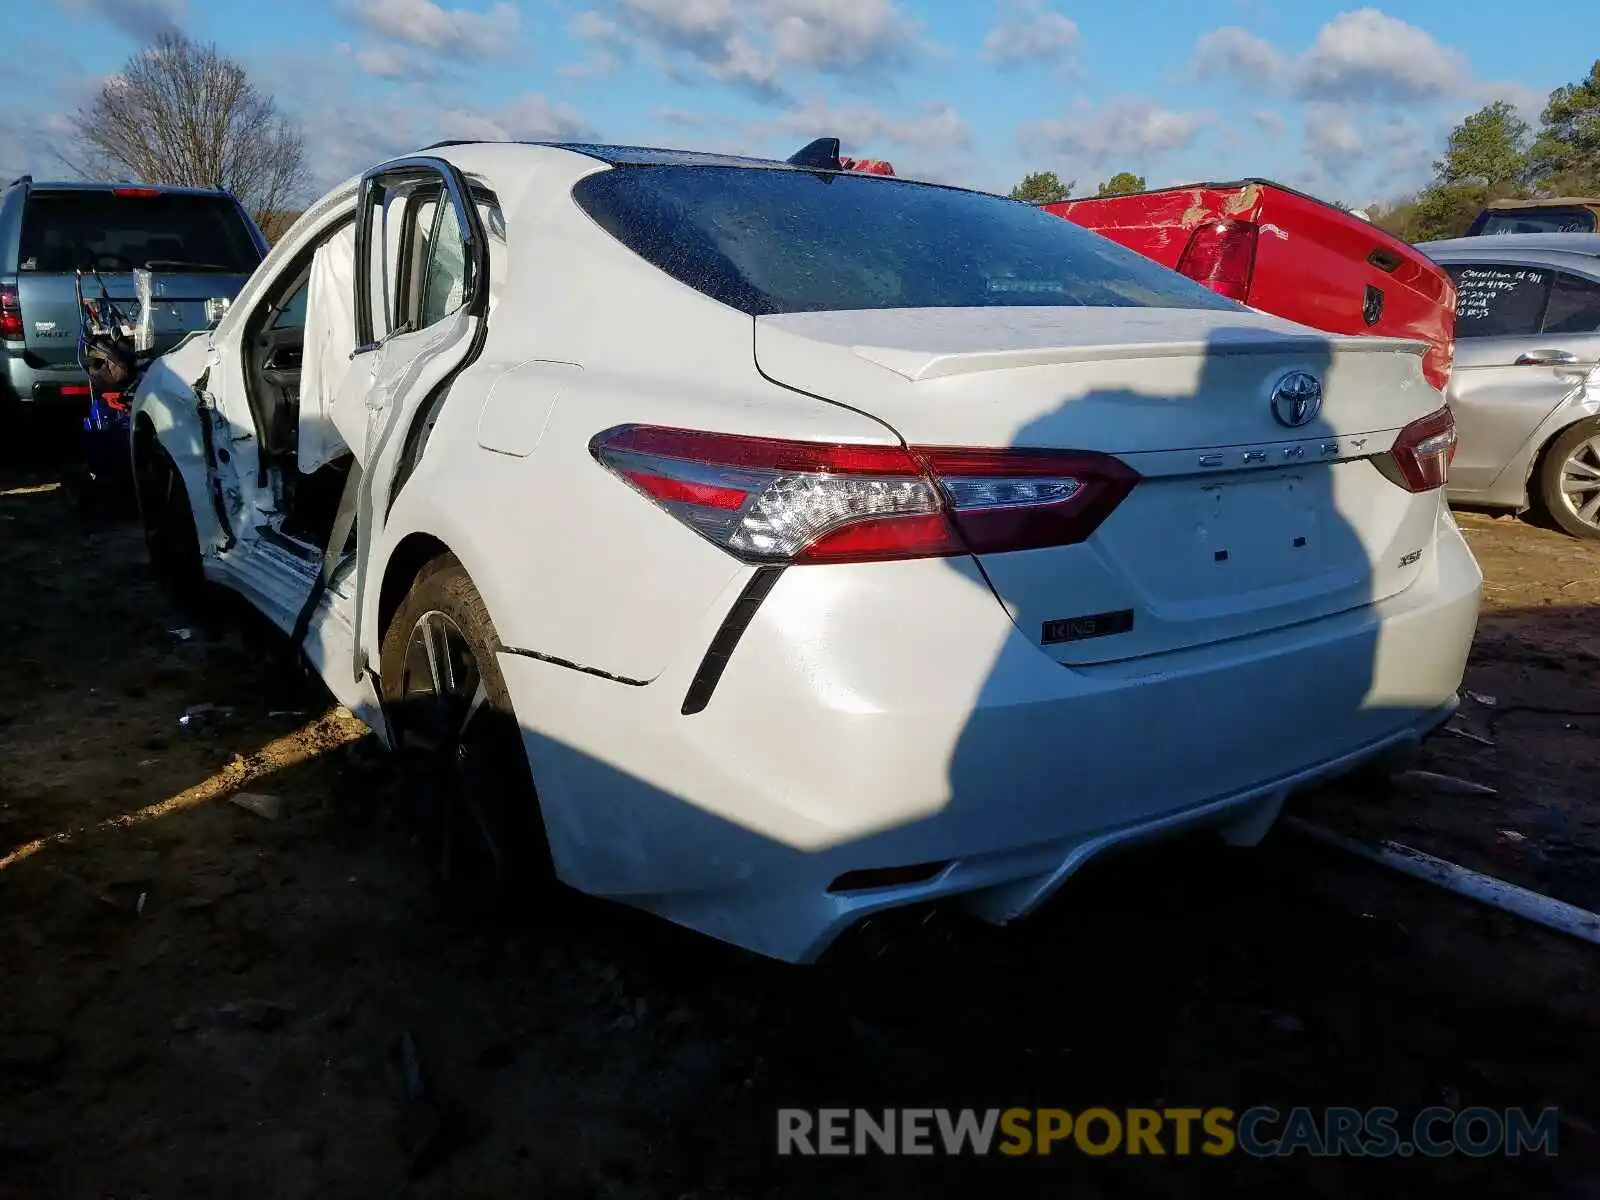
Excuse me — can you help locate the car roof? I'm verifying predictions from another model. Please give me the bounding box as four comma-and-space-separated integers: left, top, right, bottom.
1484, 196, 1600, 210
1420, 235, 1593, 276
420, 140, 808, 171
6, 177, 228, 198
1420, 232, 1600, 259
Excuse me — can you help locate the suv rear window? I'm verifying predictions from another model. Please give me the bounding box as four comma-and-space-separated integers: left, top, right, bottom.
1473, 209, 1598, 235
18, 190, 262, 274
573, 165, 1240, 315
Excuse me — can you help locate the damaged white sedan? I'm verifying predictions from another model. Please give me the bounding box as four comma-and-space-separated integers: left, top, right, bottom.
130, 139, 1482, 963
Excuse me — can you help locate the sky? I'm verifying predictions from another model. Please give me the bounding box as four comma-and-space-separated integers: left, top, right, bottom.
1, 0, 1593, 209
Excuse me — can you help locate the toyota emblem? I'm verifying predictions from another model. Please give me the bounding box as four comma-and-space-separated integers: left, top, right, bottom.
1270, 371, 1323, 428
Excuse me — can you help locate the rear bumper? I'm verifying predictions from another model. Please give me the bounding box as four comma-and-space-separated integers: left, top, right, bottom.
2, 356, 92, 405
500, 507, 1482, 963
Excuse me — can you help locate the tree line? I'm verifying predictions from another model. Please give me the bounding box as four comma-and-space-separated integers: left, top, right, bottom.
1369, 60, 1600, 242
1008, 171, 1146, 204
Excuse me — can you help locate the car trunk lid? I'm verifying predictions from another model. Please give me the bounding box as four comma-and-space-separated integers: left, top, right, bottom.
754, 305, 1447, 664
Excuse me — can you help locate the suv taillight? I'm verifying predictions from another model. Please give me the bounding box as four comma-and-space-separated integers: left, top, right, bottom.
590, 425, 1140, 565
1176, 219, 1258, 302
0, 285, 22, 341
1378, 407, 1457, 493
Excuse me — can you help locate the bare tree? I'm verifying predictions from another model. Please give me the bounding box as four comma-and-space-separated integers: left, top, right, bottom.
67, 33, 309, 235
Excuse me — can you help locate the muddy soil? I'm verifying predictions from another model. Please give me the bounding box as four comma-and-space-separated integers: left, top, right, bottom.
1, 454, 1597, 1199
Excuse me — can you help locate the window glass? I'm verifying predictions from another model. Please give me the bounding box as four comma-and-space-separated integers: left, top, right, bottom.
18, 190, 261, 273
359, 188, 394, 342
1476, 210, 1597, 235
1542, 272, 1600, 335
397, 187, 443, 330
420, 199, 468, 327
572, 165, 1241, 316
1447, 265, 1550, 337
271, 280, 309, 331
360, 176, 448, 342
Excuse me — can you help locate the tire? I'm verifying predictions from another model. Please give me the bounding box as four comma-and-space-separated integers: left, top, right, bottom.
1536, 417, 1600, 540
134, 436, 207, 611
379, 554, 552, 916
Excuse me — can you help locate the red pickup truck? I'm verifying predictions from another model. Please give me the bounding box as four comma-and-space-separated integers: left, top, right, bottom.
1046, 180, 1457, 392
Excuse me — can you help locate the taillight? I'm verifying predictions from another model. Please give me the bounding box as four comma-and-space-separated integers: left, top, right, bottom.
1176, 219, 1258, 302
113, 186, 162, 198
590, 425, 1139, 565
1378, 406, 1457, 493
0, 285, 22, 341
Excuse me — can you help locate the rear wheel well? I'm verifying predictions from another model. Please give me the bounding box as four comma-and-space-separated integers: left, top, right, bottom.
132, 412, 158, 455
378, 533, 452, 642
1528, 416, 1593, 511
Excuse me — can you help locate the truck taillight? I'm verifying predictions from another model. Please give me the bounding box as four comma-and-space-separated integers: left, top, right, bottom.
1177, 219, 1258, 302
590, 425, 1140, 564
0, 285, 22, 341
1421, 343, 1452, 392
1378, 407, 1457, 493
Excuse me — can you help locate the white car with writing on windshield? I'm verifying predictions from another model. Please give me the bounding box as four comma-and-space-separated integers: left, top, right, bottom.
1419, 233, 1600, 538
129, 138, 1482, 963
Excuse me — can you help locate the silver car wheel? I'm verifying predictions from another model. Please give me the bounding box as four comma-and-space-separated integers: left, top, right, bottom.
1558, 434, 1600, 530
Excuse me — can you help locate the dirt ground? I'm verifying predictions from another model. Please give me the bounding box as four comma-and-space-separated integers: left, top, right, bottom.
1, 440, 1597, 1199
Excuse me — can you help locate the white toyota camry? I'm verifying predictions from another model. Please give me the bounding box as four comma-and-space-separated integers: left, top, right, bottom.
130, 139, 1482, 963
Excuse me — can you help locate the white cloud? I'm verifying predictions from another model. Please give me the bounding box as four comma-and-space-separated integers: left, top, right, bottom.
1193, 11, 1485, 108
981, 0, 1079, 68
257, 49, 590, 191
564, 11, 625, 76
342, 0, 520, 59
1467, 80, 1550, 126
436, 94, 591, 142
1254, 109, 1286, 139
337, 42, 415, 79
768, 0, 920, 73
749, 96, 973, 182
763, 97, 971, 153
56, 0, 185, 42
655, 107, 707, 128
1192, 27, 1281, 83
1295, 8, 1469, 104
0, 110, 76, 183
1023, 99, 1213, 170
1302, 103, 1365, 169
571, 0, 924, 103
0, 41, 115, 180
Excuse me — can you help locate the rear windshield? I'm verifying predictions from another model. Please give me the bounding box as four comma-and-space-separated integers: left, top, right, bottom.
18, 190, 262, 274
1474, 209, 1598, 235
572, 165, 1240, 315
